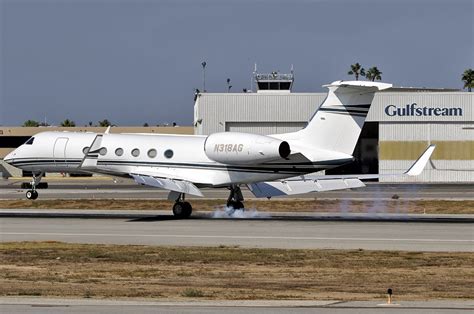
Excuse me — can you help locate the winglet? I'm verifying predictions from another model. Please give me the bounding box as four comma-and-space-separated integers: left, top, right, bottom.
104, 126, 111, 134
405, 145, 436, 176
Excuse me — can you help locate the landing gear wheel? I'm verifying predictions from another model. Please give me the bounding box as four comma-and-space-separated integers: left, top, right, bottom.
173, 201, 192, 219
26, 190, 38, 200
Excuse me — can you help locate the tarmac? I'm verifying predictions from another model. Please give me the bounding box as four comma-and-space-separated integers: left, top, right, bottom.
1, 178, 474, 200
1, 298, 472, 314
1, 210, 472, 251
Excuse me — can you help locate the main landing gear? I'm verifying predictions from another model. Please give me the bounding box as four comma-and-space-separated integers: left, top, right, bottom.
169, 185, 245, 219
172, 193, 193, 219
25, 173, 43, 200
226, 185, 245, 210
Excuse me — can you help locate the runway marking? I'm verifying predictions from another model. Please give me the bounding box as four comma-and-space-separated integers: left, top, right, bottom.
1, 232, 473, 243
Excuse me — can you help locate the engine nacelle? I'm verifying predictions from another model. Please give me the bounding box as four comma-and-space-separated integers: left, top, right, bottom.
204, 132, 291, 164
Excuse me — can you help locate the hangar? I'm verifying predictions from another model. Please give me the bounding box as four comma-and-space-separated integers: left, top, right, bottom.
194, 71, 474, 182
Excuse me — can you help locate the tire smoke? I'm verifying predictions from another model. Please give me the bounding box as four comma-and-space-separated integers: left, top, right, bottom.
211, 207, 271, 219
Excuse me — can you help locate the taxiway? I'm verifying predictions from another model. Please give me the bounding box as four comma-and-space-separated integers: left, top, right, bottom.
1, 180, 474, 200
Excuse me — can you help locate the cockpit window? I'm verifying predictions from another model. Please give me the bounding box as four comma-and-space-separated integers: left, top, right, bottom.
25, 137, 35, 145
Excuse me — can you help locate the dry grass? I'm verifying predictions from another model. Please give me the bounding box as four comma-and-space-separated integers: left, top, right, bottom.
1, 199, 473, 214
1, 242, 473, 300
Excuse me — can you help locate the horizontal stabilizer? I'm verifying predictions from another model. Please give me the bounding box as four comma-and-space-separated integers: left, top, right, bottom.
285, 145, 437, 181
131, 174, 203, 197
248, 178, 365, 198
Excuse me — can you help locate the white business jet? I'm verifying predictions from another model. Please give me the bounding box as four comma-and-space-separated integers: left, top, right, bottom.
4, 81, 435, 218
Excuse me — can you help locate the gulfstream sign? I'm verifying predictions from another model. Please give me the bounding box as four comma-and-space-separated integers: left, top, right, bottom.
385, 103, 463, 116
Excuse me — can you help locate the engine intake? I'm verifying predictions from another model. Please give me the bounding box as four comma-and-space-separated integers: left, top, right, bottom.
204, 132, 291, 164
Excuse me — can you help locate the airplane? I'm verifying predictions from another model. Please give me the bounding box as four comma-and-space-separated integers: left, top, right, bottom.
3, 80, 435, 218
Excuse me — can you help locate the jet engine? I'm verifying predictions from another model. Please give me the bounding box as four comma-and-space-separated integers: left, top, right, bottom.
204, 132, 291, 164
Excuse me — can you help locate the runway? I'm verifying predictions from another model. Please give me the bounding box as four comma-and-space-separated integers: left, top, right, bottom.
1, 298, 472, 314
1, 179, 474, 200
1, 211, 472, 251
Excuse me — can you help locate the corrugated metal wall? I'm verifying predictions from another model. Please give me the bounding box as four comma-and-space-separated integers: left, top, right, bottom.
194, 93, 325, 134
225, 122, 306, 134
195, 92, 473, 135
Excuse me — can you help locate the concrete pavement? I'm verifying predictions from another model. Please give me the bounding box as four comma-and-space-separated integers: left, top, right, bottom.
1, 179, 474, 200
1, 298, 472, 314
1, 212, 472, 251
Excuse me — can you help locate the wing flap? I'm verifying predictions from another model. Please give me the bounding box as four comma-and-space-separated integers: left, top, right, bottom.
131, 174, 203, 197
248, 178, 365, 198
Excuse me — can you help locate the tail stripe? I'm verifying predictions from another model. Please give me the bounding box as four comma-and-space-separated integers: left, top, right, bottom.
319, 108, 369, 116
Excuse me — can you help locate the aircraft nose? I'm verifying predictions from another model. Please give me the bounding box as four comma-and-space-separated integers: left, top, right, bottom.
3, 150, 16, 164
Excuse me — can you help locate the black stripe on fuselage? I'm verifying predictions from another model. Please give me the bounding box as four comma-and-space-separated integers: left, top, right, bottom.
10, 160, 325, 175
8, 158, 350, 175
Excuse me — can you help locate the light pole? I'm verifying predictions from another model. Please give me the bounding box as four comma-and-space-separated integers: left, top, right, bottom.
227, 78, 232, 92
201, 61, 207, 92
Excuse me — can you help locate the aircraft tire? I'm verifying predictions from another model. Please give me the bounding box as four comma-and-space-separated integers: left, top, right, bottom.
182, 201, 192, 218
173, 201, 192, 219
26, 190, 38, 200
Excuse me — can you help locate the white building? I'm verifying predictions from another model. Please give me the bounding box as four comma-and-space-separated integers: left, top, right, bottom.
194, 71, 474, 182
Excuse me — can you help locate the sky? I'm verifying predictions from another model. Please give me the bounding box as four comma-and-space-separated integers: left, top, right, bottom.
0, 0, 473, 126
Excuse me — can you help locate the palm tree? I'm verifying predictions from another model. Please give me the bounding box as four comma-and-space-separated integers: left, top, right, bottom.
98, 119, 111, 127
461, 68, 473, 92
365, 66, 383, 81
347, 63, 365, 80
22, 120, 40, 127
60, 119, 76, 127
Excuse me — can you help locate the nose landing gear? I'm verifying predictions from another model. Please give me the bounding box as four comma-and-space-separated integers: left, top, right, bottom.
25, 172, 43, 200
26, 190, 38, 200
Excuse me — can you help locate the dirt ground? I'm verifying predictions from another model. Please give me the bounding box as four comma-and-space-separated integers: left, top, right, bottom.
1, 242, 473, 301
1, 199, 473, 214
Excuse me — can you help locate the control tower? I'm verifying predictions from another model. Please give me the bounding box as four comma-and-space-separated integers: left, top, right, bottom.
254, 66, 294, 93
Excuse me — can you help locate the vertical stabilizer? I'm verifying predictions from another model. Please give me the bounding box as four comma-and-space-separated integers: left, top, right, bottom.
296, 80, 392, 155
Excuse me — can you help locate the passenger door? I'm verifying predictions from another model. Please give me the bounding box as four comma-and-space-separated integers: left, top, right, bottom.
53, 137, 69, 168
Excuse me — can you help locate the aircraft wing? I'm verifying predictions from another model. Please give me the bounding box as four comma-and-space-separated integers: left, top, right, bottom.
130, 173, 203, 197
247, 145, 435, 198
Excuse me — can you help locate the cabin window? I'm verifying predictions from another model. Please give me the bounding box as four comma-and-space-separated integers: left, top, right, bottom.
82, 147, 89, 154
147, 149, 157, 158
25, 137, 35, 145
131, 148, 140, 157
99, 147, 107, 156
115, 148, 124, 156
164, 149, 173, 159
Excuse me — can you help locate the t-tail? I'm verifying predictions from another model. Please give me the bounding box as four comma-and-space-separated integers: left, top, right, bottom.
277, 80, 392, 157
